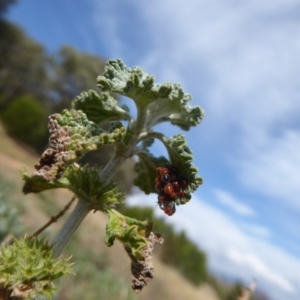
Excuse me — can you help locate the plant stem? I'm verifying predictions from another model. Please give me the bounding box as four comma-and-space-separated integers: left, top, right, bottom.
99, 153, 127, 183
52, 200, 90, 257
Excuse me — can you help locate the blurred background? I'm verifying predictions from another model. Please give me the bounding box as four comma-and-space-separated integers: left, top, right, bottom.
0, 1, 299, 299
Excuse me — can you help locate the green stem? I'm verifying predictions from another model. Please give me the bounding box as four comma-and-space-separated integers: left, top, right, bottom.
99, 153, 128, 182
137, 131, 165, 143
52, 200, 90, 257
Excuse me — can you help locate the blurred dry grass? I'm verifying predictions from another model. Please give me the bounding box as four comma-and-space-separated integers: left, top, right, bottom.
0, 122, 220, 300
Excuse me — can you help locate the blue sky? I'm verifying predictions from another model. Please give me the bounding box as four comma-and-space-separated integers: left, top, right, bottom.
7, 1, 300, 299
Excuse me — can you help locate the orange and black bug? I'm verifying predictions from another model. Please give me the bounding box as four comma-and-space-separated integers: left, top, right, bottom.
164, 183, 176, 198
164, 205, 175, 216
155, 177, 161, 183
161, 173, 171, 183
158, 194, 167, 202
171, 181, 179, 190
155, 182, 164, 193
158, 200, 176, 216
156, 167, 168, 176
177, 189, 185, 198
167, 164, 178, 174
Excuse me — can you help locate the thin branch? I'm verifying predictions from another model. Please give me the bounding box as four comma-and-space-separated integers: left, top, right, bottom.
29, 196, 76, 238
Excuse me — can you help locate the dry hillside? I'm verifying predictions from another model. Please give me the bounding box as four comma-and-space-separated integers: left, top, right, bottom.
0, 123, 220, 300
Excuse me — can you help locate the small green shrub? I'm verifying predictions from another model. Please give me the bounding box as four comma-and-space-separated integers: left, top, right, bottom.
0, 94, 49, 152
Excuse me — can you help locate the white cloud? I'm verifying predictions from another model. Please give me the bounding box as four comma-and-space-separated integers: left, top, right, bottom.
214, 189, 255, 216
226, 248, 294, 293
239, 223, 271, 239
237, 130, 300, 210
90, 2, 125, 58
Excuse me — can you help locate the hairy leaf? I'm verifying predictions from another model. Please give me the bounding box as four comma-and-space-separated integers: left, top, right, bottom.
96, 59, 204, 131
72, 90, 131, 124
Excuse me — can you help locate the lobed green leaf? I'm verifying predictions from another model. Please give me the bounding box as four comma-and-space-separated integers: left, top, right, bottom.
96, 59, 204, 131
105, 209, 152, 260
72, 90, 131, 124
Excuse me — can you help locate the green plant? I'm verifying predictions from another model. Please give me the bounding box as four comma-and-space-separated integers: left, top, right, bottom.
1, 59, 204, 298
0, 94, 49, 152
